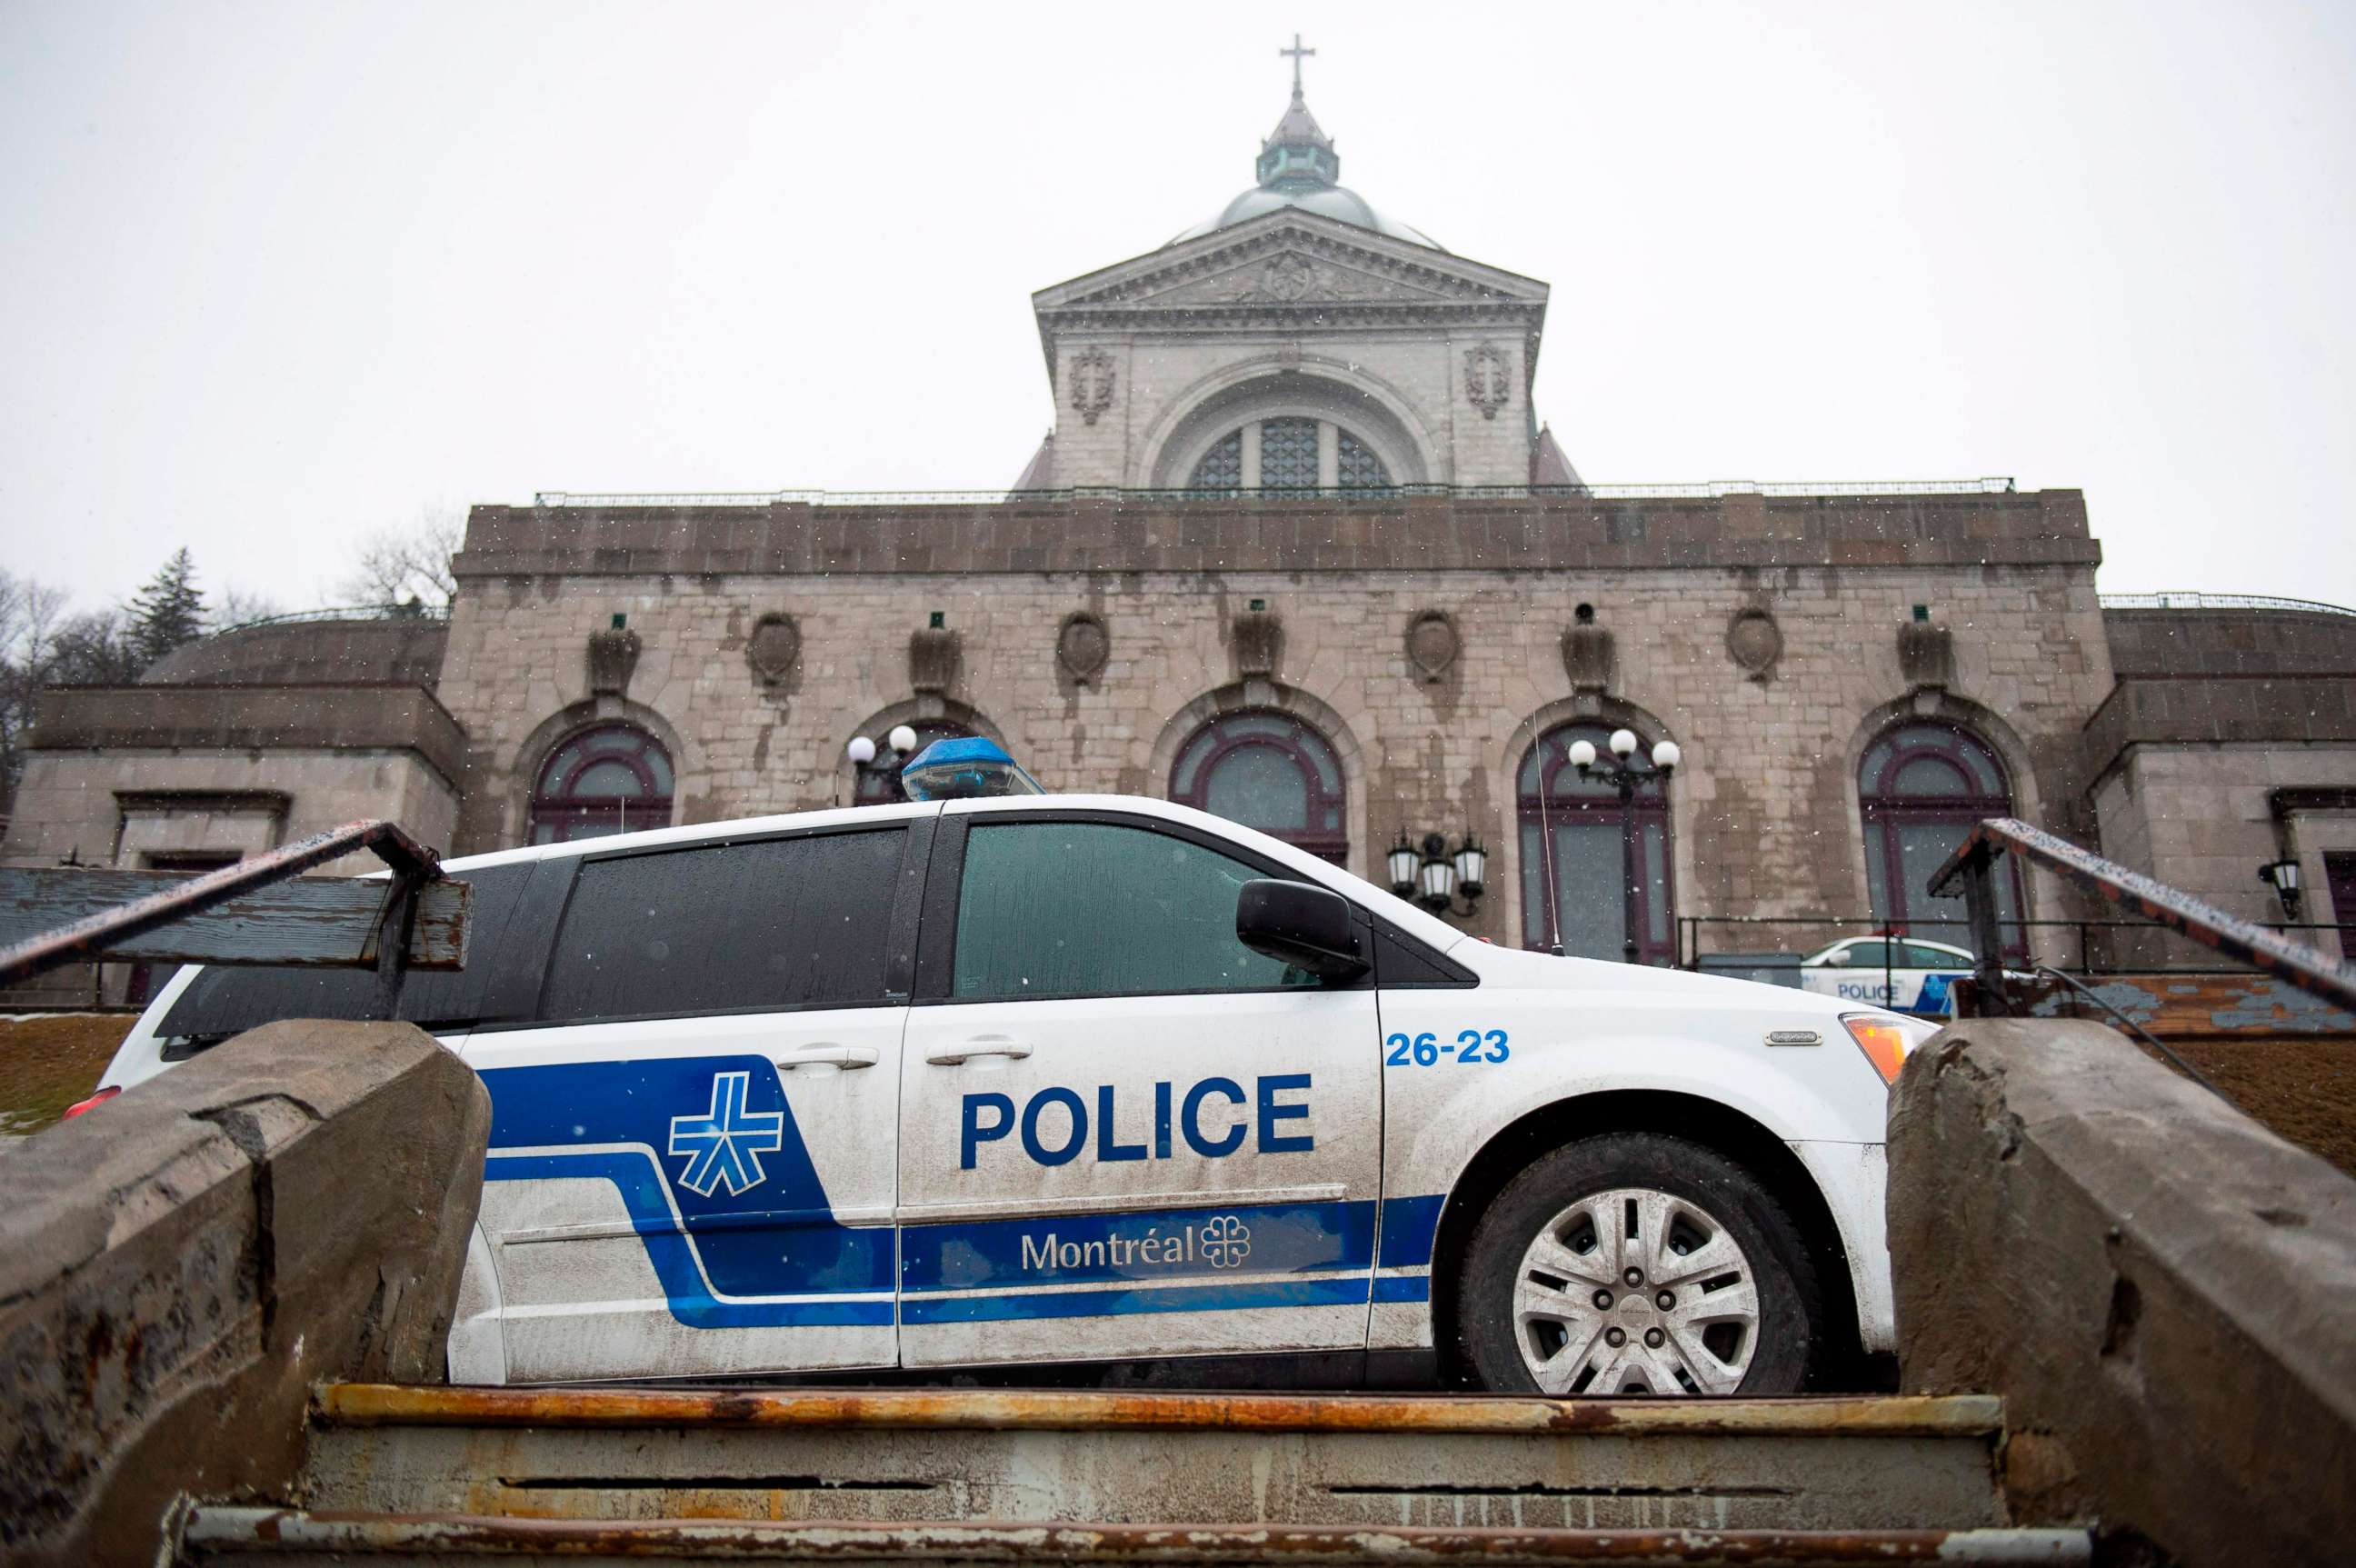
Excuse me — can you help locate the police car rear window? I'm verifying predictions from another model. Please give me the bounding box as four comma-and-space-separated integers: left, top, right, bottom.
156, 864, 534, 1040
538, 828, 904, 1023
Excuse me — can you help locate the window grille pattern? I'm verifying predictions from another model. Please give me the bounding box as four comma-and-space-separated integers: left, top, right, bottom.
1185, 421, 1393, 493
1189, 431, 1243, 492
1259, 418, 1320, 490
1336, 431, 1392, 489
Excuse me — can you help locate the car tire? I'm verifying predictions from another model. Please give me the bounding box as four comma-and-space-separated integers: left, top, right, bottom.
1456, 1133, 1823, 1395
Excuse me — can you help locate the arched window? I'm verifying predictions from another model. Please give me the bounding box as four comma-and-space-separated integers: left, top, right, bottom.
1518, 724, 1675, 964
530, 724, 674, 844
1859, 722, 2025, 957
853, 720, 971, 806
1187, 419, 1394, 493
1169, 710, 1347, 864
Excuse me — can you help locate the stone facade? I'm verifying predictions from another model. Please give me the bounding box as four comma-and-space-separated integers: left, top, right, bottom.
2083, 604, 2356, 960
424, 491, 2111, 954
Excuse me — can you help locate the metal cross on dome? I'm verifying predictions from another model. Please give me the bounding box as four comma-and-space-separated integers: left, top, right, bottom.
1281, 33, 1315, 95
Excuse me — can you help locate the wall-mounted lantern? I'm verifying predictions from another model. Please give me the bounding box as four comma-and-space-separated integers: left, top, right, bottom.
2260, 858, 2303, 922
1390, 829, 1487, 915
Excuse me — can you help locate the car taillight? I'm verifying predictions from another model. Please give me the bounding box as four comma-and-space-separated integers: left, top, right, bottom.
1840, 1015, 1912, 1086
61, 1085, 122, 1120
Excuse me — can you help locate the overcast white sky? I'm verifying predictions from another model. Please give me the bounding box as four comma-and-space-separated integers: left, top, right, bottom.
3, 1, 2351, 613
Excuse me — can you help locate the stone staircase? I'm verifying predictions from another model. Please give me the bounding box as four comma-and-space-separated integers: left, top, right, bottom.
177, 1383, 2090, 1564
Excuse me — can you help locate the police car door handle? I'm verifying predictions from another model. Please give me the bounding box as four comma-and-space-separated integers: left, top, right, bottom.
925, 1038, 1032, 1066
775, 1045, 880, 1070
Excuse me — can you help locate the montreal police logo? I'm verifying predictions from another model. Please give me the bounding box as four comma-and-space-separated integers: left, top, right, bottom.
667, 1072, 784, 1198
1201, 1213, 1252, 1269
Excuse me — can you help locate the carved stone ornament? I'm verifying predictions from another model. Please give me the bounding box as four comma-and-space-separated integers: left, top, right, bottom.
909, 624, 961, 695
586, 626, 641, 696
1233, 605, 1283, 679
1465, 344, 1512, 420
746, 613, 800, 686
1898, 620, 1956, 690
1056, 612, 1110, 684
1260, 253, 1319, 301
1405, 610, 1460, 684
1726, 607, 1784, 682
1187, 251, 1384, 306
1064, 235, 1491, 310
1562, 624, 1614, 694
1068, 347, 1116, 426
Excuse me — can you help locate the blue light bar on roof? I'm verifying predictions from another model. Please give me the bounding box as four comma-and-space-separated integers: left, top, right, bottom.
900, 736, 1044, 802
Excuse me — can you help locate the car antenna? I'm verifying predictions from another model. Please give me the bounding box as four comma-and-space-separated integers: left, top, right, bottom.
1518, 708, 1566, 956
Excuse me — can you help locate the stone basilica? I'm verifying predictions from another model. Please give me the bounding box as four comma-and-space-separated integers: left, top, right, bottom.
8, 65, 2355, 998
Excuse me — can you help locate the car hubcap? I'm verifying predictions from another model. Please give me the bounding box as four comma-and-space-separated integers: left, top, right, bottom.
1511, 1186, 1760, 1395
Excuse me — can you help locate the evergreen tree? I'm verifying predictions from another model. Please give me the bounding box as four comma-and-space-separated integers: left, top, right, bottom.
126, 548, 207, 670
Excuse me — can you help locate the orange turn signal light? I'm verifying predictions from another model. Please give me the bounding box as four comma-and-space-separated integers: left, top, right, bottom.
1841, 1015, 1911, 1086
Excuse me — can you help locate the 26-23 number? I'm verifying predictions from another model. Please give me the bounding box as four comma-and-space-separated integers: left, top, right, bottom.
1385, 1029, 1509, 1066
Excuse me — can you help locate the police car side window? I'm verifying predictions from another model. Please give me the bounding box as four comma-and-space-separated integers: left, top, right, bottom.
539, 830, 904, 1024
952, 822, 1317, 1001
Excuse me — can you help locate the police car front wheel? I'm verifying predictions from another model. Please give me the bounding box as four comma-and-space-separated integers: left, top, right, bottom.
1458, 1134, 1822, 1396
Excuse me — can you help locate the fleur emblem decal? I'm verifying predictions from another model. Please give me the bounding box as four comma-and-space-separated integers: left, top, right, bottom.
1201, 1213, 1252, 1269
667, 1072, 784, 1198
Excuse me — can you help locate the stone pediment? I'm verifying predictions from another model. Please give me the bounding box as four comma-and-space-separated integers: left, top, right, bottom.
1138, 249, 1450, 307
1033, 210, 1549, 320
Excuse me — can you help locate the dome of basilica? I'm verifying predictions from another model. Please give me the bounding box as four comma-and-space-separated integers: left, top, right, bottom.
1165, 86, 1443, 252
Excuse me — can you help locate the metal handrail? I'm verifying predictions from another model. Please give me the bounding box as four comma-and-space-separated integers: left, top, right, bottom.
0, 820, 444, 1012
1927, 817, 2356, 1015
2029, 964, 2231, 1104
207, 603, 453, 635
1673, 913, 2352, 974
529, 477, 2022, 508
2099, 591, 2356, 618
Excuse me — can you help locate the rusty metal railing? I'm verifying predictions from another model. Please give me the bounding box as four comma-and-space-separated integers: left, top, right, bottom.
0, 820, 453, 1014
1927, 817, 2356, 1017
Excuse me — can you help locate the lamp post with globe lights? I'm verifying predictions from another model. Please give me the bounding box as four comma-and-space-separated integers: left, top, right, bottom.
1568, 728, 1682, 964
843, 724, 923, 805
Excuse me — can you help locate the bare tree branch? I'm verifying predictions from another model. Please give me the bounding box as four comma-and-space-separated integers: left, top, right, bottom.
339, 509, 463, 608
213, 586, 287, 629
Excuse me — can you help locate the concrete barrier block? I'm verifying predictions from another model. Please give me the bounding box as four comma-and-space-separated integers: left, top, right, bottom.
0, 1020, 489, 1566
1890, 1019, 2356, 1565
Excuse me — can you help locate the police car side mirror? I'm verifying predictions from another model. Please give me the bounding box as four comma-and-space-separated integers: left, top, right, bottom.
1235, 879, 1369, 982
1825, 949, 1852, 967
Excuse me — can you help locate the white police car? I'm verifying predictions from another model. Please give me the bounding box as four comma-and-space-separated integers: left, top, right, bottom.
1797, 935, 1991, 1017
95, 769, 1932, 1396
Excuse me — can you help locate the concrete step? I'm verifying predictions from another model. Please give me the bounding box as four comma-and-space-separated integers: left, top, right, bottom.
296, 1385, 2015, 1535
181, 1510, 2094, 1565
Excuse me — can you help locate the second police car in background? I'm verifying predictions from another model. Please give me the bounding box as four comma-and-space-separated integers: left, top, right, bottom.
95, 739, 1939, 1396
1797, 934, 1980, 1017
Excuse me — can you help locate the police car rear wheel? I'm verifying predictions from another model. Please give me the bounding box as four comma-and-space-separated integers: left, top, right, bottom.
1458, 1134, 1822, 1396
